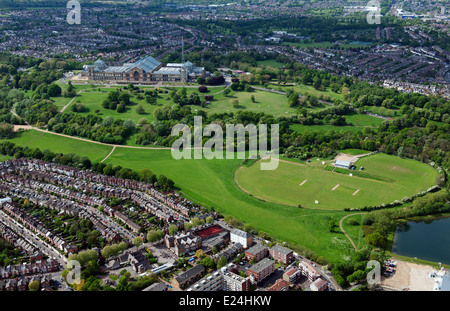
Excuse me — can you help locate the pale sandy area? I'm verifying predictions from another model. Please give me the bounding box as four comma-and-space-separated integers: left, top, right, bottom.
381, 260, 436, 291
70, 74, 89, 82
13, 125, 33, 131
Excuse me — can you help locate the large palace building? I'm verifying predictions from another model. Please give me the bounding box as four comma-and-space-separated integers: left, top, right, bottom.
82, 55, 205, 85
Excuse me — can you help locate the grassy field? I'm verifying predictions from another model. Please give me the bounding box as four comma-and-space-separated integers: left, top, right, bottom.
65, 88, 163, 123
101, 147, 352, 261
345, 113, 386, 127
340, 213, 368, 251
256, 59, 286, 68
199, 90, 297, 117
1, 129, 440, 262
64, 87, 299, 123
290, 124, 371, 134
266, 82, 345, 103
0, 154, 12, 162
0, 130, 113, 163
62, 85, 228, 124
234, 153, 439, 211
289, 112, 384, 134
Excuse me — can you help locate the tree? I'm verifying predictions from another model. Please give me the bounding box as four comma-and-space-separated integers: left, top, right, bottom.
205, 216, 214, 224
313, 77, 322, 90
288, 92, 300, 107
328, 219, 338, 232
132, 236, 143, 248
47, 83, 62, 97
28, 280, 40, 291
347, 270, 366, 283
158, 175, 175, 191
81, 260, 100, 279
195, 249, 205, 259
136, 105, 146, 115
201, 256, 216, 269
231, 99, 239, 108
217, 255, 227, 269
198, 86, 208, 93
147, 230, 163, 243
347, 219, 358, 226
168, 224, 178, 236
139, 168, 153, 183
223, 88, 231, 97
116, 103, 126, 113
364, 232, 386, 248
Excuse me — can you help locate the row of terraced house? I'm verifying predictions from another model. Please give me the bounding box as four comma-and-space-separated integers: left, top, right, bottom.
0, 178, 123, 243
0, 158, 196, 239
0, 274, 54, 291
0, 258, 60, 279
0, 219, 38, 255
1, 202, 79, 254
0, 158, 192, 226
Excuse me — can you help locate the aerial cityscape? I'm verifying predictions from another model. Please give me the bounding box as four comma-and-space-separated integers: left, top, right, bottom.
0, 0, 449, 303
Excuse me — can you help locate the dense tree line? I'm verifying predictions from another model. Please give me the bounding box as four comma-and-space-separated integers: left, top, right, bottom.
47, 113, 136, 145
0, 140, 176, 193
133, 101, 450, 170
350, 83, 450, 124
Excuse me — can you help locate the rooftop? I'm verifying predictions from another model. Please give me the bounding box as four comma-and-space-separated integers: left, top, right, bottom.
175, 264, 205, 283
246, 243, 267, 255
270, 244, 293, 256
231, 228, 251, 239
248, 258, 274, 274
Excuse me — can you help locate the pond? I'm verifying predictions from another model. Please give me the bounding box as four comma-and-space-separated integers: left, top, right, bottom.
392, 217, 450, 265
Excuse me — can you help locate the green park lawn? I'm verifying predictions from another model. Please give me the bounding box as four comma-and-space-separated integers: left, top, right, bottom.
1, 128, 439, 262
101, 147, 351, 261
62, 87, 162, 123
290, 124, 370, 134
61, 85, 227, 124
234, 153, 439, 211
0, 129, 113, 163
340, 213, 368, 251
266, 82, 345, 103
199, 89, 297, 117
345, 112, 386, 127
256, 59, 286, 68
289, 112, 385, 134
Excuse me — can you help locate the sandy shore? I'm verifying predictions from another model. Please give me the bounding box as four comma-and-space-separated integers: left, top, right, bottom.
381, 259, 437, 291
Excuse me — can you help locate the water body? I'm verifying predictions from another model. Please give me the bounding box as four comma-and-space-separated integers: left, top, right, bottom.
392, 217, 450, 265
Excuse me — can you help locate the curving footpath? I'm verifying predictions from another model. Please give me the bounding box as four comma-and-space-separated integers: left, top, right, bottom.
339, 213, 365, 251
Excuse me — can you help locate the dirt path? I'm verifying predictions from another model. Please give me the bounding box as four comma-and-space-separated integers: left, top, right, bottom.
100, 145, 116, 163
28, 127, 173, 150
59, 89, 85, 113
339, 213, 365, 251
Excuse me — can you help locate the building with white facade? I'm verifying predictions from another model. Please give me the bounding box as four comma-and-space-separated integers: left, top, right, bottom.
230, 228, 252, 249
